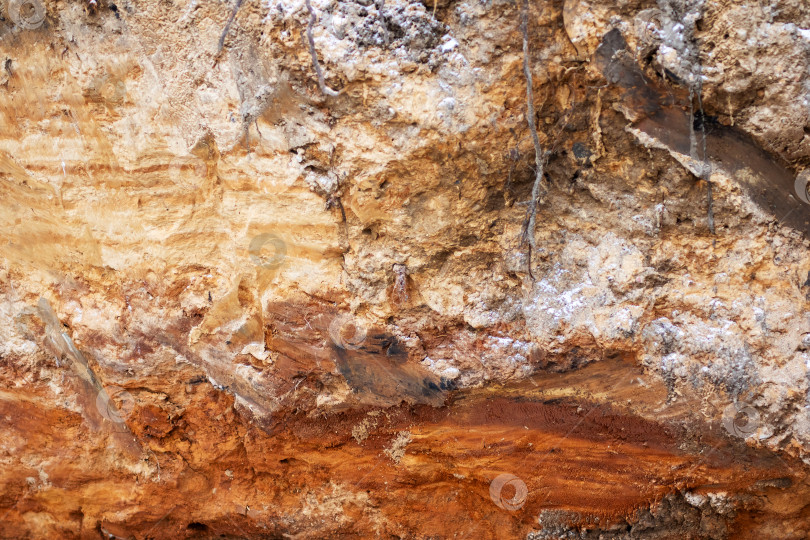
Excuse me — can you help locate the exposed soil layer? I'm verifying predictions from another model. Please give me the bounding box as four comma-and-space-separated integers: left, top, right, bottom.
2, 0, 810, 538
1, 355, 807, 539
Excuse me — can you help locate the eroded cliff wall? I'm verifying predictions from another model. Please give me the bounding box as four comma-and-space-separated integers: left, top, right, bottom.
2, 0, 810, 538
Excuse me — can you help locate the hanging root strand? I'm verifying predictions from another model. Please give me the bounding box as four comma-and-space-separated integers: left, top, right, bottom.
519, 0, 547, 280
305, 0, 340, 97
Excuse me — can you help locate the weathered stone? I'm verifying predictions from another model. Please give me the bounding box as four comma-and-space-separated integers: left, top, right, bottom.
2, 0, 810, 537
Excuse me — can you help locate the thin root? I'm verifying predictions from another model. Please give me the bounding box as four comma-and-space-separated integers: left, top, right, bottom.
214, 0, 245, 66
519, 0, 547, 280
305, 0, 341, 97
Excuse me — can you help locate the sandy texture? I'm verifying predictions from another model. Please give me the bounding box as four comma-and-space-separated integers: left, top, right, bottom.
2, 0, 810, 537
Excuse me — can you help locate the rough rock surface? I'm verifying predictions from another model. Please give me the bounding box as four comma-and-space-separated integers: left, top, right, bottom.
1, 0, 810, 537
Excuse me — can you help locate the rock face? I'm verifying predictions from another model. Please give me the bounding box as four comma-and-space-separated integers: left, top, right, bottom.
1, 0, 810, 537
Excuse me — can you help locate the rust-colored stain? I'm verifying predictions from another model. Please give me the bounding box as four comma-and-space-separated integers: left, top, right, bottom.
0, 349, 803, 539
2, 296, 805, 538
1, 0, 809, 537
